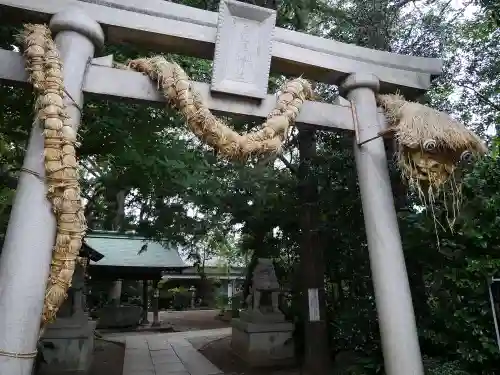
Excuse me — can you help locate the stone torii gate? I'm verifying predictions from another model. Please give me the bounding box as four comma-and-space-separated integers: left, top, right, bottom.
0, 0, 442, 374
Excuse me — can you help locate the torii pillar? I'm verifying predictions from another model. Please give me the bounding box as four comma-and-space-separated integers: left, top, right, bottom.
341, 73, 424, 375
0, 7, 104, 375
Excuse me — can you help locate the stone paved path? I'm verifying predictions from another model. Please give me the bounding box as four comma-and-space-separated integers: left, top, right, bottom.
123, 328, 231, 375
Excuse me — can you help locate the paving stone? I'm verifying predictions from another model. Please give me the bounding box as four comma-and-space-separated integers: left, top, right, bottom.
124, 353, 152, 364
150, 348, 177, 357
123, 355, 153, 363
125, 348, 151, 356
170, 340, 187, 349
172, 340, 222, 375
124, 357, 153, 366
154, 361, 187, 373
126, 337, 149, 349
148, 337, 173, 350
121, 330, 225, 375
123, 348, 154, 372
152, 353, 182, 365
123, 361, 154, 371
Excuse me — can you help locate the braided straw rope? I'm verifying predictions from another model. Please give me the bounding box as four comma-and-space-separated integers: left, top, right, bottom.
18, 25, 313, 327
19, 24, 86, 326
122, 57, 313, 161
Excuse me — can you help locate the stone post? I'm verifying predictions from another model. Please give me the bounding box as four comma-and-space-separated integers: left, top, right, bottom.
141, 280, 149, 325
340, 73, 424, 375
152, 280, 160, 327
0, 7, 103, 375
109, 279, 123, 307
71, 264, 86, 317
189, 285, 196, 309
40, 263, 96, 374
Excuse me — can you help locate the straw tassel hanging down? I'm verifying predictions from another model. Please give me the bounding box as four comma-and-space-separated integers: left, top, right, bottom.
377, 94, 487, 226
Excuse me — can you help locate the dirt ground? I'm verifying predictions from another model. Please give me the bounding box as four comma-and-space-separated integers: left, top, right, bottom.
89, 339, 125, 375
158, 309, 231, 331
196, 336, 300, 375
98, 309, 230, 338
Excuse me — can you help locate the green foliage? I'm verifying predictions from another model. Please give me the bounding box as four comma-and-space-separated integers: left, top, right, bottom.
215, 294, 229, 312
476, 0, 500, 27
230, 295, 241, 317
397, 156, 500, 372
160, 287, 192, 310
0, 26, 36, 249
424, 358, 472, 375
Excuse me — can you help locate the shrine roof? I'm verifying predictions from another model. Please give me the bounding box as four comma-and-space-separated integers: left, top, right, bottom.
84, 231, 188, 270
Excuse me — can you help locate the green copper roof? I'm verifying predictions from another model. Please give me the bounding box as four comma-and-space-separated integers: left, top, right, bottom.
85, 231, 187, 269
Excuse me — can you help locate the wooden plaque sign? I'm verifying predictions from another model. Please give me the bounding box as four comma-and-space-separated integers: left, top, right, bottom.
211, 0, 276, 99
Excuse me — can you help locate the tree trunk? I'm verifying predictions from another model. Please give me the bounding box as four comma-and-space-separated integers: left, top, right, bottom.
298, 127, 331, 375
112, 189, 126, 232
151, 279, 161, 326
141, 279, 149, 325
84, 184, 104, 230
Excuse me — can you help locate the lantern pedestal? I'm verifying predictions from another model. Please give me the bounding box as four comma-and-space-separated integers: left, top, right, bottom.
40, 265, 96, 375
231, 318, 295, 367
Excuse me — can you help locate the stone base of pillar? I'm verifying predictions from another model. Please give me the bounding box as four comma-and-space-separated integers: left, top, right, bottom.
39, 313, 96, 375
109, 279, 122, 307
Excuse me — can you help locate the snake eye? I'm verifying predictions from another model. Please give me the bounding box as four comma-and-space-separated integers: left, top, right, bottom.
423, 139, 437, 152
460, 150, 474, 164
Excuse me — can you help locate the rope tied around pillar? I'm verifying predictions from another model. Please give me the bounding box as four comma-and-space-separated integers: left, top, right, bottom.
0, 349, 38, 359
19, 167, 44, 182
63, 87, 83, 114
